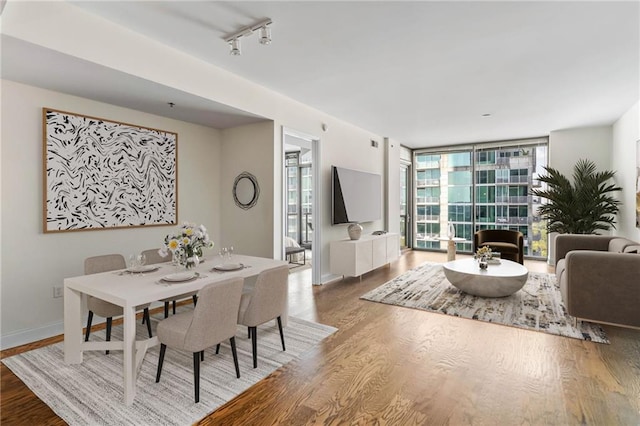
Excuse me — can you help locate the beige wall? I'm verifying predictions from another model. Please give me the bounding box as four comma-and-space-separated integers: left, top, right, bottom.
220, 122, 276, 258
0, 80, 223, 347
612, 101, 640, 240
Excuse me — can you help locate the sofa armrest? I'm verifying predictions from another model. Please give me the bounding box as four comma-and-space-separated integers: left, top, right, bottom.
564, 251, 640, 327
554, 234, 616, 265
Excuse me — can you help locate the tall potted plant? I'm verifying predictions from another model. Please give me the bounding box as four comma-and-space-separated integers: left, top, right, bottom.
531, 159, 622, 234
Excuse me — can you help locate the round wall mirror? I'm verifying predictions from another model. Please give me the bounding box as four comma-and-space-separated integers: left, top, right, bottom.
233, 172, 260, 210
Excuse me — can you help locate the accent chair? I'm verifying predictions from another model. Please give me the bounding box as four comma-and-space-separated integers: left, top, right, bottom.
474, 229, 524, 264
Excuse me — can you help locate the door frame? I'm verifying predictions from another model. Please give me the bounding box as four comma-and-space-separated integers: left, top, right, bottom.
282, 127, 322, 285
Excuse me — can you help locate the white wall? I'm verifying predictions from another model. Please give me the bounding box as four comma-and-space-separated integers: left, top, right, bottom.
548, 125, 612, 176
321, 124, 386, 281
612, 101, 640, 240
220, 122, 276, 258
0, 80, 223, 348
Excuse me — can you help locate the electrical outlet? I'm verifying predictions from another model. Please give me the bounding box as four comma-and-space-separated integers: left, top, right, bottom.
53, 286, 63, 298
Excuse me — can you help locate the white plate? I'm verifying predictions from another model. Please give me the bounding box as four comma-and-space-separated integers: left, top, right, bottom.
161, 271, 198, 282
213, 263, 244, 272
126, 265, 160, 273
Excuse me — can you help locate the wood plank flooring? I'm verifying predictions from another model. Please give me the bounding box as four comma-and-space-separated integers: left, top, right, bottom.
2, 251, 639, 425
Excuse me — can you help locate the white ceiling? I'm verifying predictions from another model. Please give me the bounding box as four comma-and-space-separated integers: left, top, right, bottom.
4, 1, 639, 148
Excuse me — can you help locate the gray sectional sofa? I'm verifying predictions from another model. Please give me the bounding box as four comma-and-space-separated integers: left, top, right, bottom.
555, 234, 640, 329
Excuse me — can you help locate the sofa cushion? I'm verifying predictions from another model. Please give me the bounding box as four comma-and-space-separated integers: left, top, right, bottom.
608, 238, 636, 253
623, 245, 640, 254
555, 258, 566, 283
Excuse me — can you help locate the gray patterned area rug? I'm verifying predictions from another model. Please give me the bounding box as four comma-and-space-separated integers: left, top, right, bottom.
2, 315, 336, 425
361, 262, 609, 344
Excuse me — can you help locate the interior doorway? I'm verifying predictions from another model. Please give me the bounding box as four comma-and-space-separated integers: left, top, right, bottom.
282, 128, 321, 284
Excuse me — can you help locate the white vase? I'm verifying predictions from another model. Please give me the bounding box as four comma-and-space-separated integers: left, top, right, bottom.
184, 254, 199, 269
347, 223, 363, 240
447, 222, 455, 239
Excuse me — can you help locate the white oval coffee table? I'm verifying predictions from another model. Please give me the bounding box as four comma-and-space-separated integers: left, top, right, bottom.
442, 258, 528, 297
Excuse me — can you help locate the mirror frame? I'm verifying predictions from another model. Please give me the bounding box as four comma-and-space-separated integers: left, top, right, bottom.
233, 171, 260, 210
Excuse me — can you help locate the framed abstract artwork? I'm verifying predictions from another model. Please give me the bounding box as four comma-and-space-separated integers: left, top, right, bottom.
43, 108, 178, 233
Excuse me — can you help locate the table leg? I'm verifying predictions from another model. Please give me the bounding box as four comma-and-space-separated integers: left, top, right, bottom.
63, 285, 83, 364
122, 305, 137, 406
447, 240, 456, 261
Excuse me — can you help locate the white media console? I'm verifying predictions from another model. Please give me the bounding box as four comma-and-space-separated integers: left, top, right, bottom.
330, 233, 399, 278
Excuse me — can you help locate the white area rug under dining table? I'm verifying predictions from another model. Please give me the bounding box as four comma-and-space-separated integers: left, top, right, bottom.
2, 314, 336, 425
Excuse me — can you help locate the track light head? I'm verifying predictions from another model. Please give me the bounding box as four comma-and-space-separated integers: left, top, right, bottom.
258, 25, 271, 45
229, 38, 241, 56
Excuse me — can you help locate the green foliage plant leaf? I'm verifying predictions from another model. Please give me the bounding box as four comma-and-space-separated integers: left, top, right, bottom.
530, 159, 622, 234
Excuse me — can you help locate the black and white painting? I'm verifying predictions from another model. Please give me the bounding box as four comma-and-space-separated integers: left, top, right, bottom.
43, 108, 177, 232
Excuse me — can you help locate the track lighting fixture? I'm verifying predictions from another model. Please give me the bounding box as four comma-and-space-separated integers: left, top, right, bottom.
224, 18, 272, 56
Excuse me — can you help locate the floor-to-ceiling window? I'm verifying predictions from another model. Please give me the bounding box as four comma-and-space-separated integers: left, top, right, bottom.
412, 138, 548, 259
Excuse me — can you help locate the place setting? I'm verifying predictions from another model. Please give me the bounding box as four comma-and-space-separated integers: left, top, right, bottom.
156, 271, 205, 286
116, 253, 162, 275
212, 246, 249, 273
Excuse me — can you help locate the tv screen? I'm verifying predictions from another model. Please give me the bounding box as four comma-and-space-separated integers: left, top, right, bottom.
332, 166, 382, 225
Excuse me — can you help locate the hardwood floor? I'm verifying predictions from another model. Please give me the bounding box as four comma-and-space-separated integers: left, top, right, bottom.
2, 251, 639, 425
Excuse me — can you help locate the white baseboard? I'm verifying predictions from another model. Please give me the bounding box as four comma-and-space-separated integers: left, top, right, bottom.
1, 301, 165, 350
1, 321, 64, 350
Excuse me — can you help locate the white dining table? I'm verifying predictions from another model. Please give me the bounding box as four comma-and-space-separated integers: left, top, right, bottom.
63, 254, 287, 406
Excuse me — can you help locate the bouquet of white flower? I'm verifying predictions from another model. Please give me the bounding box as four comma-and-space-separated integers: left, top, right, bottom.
159, 222, 214, 268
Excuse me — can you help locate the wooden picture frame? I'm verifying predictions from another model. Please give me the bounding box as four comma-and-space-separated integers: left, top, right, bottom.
43, 108, 178, 233
637, 139, 640, 229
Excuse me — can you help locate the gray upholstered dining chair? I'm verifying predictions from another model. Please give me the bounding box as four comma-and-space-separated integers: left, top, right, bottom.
84, 254, 152, 354
237, 265, 289, 368
141, 248, 198, 317
155, 277, 244, 403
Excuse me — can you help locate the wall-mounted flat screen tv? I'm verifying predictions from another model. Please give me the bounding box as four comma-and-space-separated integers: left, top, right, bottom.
332, 166, 382, 225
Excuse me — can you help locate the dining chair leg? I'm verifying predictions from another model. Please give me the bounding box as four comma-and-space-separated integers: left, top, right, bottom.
193, 352, 201, 403
172, 300, 177, 315
156, 343, 167, 383
105, 317, 112, 355
250, 326, 258, 368
247, 326, 251, 339
192, 295, 198, 306
215, 344, 220, 354
277, 316, 286, 351
230, 337, 240, 378
164, 301, 170, 318
200, 350, 204, 361
144, 308, 153, 338
84, 311, 94, 342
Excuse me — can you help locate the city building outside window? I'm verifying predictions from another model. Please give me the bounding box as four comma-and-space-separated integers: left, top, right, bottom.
412, 138, 548, 259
